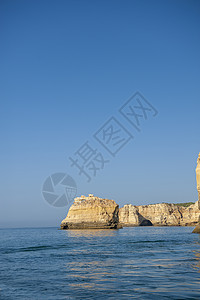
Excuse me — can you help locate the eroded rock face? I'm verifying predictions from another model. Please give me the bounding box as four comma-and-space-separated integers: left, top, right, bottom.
61, 194, 121, 229
119, 204, 146, 226
196, 153, 200, 208
60, 192, 200, 229
182, 201, 200, 226
193, 153, 200, 233
196, 153, 200, 194
119, 201, 199, 227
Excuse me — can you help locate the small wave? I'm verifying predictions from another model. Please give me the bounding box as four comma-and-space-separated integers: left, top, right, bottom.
1, 244, 68, 254
125, 240, 167, 244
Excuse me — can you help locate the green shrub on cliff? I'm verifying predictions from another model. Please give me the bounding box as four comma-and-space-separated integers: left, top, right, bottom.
175, 202, 194, 207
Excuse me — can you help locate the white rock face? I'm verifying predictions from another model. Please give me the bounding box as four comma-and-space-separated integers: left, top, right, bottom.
119, 201, 200, 226
182, 201, 200, 226
118, 204, 146, 226
193, 152, 200, 233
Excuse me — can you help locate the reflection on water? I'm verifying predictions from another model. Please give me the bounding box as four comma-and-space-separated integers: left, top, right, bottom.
66, 260, 116, 290
63, 227, 200, 297
65, 229, 119, 238
193, 251, 200, 271
193, 237, 200, 272
1, 227, 200, 299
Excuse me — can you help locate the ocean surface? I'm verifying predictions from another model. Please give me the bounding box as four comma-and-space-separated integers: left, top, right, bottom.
0, 226, 200, 300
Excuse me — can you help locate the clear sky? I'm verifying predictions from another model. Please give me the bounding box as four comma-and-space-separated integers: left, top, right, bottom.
1, 0, 200, 228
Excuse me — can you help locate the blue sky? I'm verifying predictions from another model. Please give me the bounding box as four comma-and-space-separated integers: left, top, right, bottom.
1, 0, 200, 227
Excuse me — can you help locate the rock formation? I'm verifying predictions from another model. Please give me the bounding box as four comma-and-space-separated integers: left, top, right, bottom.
61, 194, 122, 229
60, 170, 200, 229
193, 153, 200, 233
196, 152, 200, 207
119, 204, 147, 226
119, 201, 199, 227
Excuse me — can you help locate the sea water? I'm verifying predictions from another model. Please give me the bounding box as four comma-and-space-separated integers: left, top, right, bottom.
0, 226, 200, 299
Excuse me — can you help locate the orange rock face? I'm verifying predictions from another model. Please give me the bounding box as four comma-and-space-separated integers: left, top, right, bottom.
61, 195, 121, 229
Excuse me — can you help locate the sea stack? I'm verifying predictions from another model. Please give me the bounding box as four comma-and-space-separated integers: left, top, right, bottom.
61, 194, 122, 229
192, 153, 200, 233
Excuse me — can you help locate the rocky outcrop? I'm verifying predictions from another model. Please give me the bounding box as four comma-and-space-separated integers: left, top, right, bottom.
196, 153, 200, 200
61, 194, 122, 229
60, 191, 200, 229
181, 201, 200, 226
193, 152, 200, 233
119, 201, 200, 227
119, 204, 150, 226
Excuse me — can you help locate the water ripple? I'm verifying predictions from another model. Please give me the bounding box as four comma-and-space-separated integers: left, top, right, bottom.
0, 226, 200, 299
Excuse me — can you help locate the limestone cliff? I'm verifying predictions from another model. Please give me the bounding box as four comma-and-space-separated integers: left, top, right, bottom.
61, 193, 200, 229
61, 194, 121, 229
196, 152, 200, 202
192, 153, 200, 233
119, 201, 199, 227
